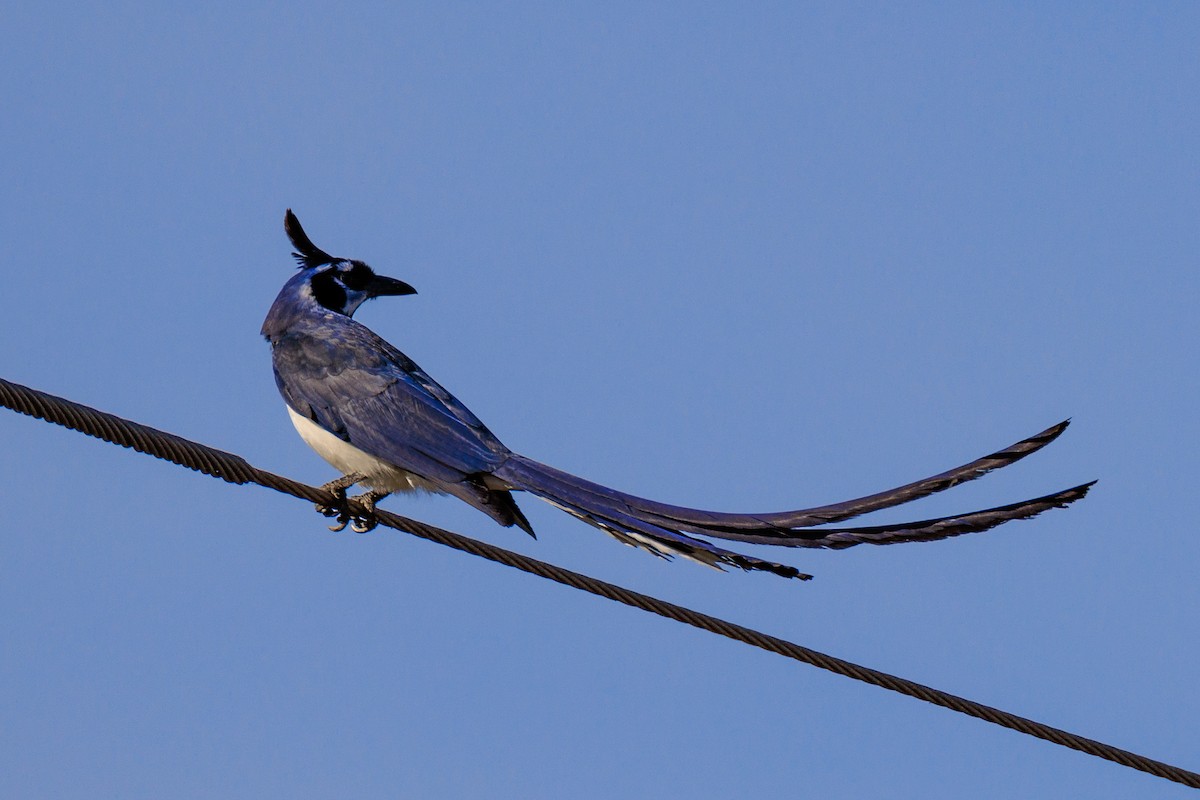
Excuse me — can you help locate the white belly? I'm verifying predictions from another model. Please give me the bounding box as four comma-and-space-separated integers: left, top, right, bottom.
286, 405, 440, 494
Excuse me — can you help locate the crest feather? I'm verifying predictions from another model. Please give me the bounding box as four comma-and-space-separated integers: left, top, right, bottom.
284, 209, 338, 268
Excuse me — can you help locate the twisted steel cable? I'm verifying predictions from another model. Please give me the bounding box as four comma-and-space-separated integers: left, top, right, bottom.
1, 375, 1195, 789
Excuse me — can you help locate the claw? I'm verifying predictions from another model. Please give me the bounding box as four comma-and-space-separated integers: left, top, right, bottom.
316, 502, 351, 532
319, 504, 352, 532
315, 473, 368, 534
346, 490, 388, 534
350, 515, 377, 533
312, 477, 387, 535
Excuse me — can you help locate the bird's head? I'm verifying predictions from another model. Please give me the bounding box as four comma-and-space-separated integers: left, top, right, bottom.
283, 209, 416, 317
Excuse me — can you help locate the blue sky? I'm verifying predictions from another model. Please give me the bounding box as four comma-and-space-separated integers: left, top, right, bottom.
1, 3, 1197, 798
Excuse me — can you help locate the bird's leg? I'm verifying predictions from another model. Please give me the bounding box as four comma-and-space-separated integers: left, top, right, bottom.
317, 472, 367, 532
349, 490, 391, 533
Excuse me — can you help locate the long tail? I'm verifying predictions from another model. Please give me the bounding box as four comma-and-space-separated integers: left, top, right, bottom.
494, 420, 1093, 580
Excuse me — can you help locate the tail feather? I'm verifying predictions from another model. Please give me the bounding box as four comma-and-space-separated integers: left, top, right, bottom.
494, 421, 1091, 579
629, 419, 1073, 532
546, 498, 813, 580
696, 482, 1095, 548
501, 421, 1070, 538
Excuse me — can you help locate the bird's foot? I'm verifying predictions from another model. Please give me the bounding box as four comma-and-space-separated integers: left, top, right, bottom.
347, 490, 390, 533
322, 506, 354, 532
316, 473, 367, 532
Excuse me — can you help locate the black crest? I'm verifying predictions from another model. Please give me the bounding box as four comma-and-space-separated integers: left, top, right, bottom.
284, 209, 339, 269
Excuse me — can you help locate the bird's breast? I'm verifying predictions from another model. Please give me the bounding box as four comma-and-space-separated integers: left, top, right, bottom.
285, 405, 440, 494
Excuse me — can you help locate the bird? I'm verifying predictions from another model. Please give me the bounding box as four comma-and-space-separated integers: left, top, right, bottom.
262, 210, 1093, 580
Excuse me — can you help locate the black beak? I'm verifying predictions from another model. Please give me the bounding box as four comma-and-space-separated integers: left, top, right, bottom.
367, 275, 418, 298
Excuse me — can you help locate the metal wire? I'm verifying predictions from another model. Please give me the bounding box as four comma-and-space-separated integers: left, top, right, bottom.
1, 375, 1196, 790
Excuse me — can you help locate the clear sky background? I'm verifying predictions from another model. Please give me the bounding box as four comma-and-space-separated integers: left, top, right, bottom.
1, 4, 1197, 798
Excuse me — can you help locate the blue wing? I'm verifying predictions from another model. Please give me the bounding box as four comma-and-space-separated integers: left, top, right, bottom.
271, 317, 513, 489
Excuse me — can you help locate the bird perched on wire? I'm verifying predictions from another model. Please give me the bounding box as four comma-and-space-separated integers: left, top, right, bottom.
261, 211, 1092, 580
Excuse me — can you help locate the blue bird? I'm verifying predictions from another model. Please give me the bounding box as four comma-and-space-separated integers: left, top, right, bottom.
262, 211, 1093, 580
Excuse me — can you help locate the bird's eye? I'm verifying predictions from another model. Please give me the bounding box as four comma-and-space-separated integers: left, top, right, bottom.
340, 263, 372, 291
310, 269, 347, 312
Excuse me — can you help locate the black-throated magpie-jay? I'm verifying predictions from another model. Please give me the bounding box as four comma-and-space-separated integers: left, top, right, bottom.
262, 211, 1092, 580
